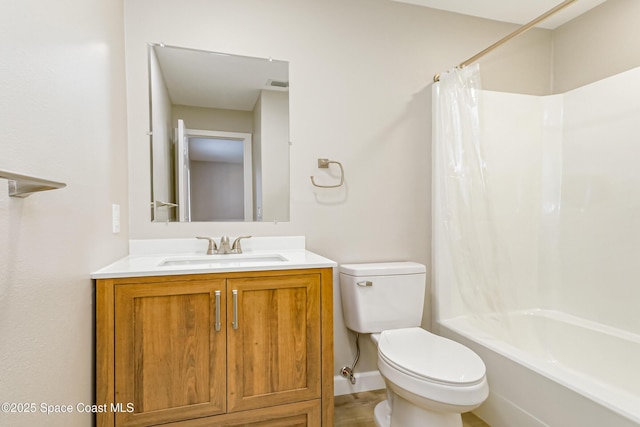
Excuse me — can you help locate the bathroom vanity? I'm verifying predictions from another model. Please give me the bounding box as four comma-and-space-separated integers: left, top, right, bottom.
92, 238, 335, 427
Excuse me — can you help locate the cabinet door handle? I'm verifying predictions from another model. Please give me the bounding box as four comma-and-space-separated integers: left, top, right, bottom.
232, 290, 238, 330
215, 290, 221, 332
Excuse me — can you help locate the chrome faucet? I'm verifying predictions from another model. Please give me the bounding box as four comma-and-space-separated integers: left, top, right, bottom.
196, 235, 252, 255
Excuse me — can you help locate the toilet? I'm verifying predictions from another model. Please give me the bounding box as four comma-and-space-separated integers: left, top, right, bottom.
339, 262, 488, 427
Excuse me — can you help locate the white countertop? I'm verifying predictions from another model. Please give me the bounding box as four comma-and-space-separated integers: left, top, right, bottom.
91, 237, 336, 279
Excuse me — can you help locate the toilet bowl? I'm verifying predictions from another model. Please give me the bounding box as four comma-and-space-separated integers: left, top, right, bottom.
374, 328, 488, 427
339, 262, 488, 427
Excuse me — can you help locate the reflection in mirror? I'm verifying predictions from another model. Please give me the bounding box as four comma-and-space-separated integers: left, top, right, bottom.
148, 44, 290, 222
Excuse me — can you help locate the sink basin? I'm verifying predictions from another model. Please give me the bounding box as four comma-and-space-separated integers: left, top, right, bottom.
159, 253, 288, 267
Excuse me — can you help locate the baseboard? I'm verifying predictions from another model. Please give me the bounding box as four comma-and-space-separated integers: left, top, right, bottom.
334, 370, 386, 396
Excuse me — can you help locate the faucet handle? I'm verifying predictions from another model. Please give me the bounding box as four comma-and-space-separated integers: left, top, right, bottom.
196, 236, 218, 255
231, 235, 252, 253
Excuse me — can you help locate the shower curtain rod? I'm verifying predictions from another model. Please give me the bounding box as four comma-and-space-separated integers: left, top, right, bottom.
433, 0, 578, 82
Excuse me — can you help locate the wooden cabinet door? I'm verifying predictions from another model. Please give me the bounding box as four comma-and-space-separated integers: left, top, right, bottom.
226, 274, 321, 413
114, 279, 226, 426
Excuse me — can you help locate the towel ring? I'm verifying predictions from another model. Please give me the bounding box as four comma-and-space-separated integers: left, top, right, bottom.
310, 158, 344, 188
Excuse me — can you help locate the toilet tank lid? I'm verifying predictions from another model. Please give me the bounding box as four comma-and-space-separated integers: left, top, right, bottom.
339, 262, 426, 276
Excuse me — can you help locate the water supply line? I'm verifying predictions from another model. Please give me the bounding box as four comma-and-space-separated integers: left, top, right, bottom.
340, 333, 361, 385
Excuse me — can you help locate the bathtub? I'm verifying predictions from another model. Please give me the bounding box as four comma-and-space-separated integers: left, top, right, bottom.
436, 310, 640, 427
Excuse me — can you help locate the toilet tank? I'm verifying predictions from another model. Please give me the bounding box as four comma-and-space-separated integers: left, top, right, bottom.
339, 262, 427, 333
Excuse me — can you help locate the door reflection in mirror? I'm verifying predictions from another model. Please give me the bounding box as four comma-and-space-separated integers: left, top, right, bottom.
176, 123, 253, 222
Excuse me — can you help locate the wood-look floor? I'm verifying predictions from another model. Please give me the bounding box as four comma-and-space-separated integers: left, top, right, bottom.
334, 389, 490, 427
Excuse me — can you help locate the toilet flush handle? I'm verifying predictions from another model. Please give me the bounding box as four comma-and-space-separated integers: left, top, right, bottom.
357, 281, 373, 287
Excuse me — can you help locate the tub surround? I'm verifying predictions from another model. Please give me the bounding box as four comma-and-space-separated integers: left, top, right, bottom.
439, 310, 640, 426
433, 67, 640, 427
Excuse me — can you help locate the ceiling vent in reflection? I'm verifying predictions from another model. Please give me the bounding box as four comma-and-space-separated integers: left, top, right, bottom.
266, 79, 289, 89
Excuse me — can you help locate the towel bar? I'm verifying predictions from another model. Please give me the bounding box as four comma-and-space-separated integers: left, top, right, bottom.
0, 169, 66, 198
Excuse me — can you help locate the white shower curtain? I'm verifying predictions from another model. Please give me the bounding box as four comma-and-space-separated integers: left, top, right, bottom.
433, 64, 515, 327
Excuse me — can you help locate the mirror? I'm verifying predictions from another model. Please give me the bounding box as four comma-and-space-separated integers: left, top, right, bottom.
149, 44, 290, 222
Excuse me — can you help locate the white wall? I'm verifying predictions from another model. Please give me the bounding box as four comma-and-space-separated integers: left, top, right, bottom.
0, 0, 129, 426
124, 0, 552, 376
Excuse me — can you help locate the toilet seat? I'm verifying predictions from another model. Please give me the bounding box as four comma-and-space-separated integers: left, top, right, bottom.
376, 327, 489, 410
377, 327, 486, 386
